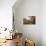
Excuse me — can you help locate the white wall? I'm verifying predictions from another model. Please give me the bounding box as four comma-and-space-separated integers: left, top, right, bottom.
41, 0, 46, 46
13, 0, 46, 46
13, 0, 41, 46
0, 0, 16, 30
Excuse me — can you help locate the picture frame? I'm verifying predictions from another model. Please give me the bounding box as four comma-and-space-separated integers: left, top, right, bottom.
23, 16, 36, 24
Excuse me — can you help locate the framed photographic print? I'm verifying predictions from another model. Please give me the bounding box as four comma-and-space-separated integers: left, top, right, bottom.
23, 16, 36, 24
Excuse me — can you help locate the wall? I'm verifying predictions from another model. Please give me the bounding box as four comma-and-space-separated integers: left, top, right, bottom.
41, 0, 46, 46
0, 0, 16, 30
13, 0, 41, 46
0, 0, 17, 39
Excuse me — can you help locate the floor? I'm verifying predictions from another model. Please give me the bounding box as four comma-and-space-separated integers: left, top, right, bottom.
0, 33, 23, 46
0, 39, 16, 46
0, 39, 24, 46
